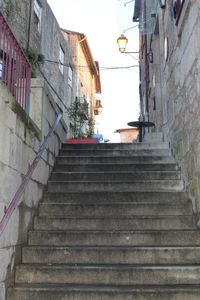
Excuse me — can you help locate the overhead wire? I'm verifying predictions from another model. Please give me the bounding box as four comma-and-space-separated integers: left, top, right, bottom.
44, 59, 139, 71
37, 57, 139, 111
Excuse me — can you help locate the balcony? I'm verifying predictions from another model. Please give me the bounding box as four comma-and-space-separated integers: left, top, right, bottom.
0, 12, 31, 113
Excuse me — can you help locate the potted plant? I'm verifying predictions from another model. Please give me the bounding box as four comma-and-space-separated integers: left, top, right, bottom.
25, 48, 45, 78
66, 97, 98, 144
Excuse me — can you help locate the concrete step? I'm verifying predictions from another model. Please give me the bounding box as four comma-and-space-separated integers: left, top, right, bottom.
56, 156, 175, 164
62, 142, 170, 150
28, 229, 200, 247
7, 140, 199, 300
22, 245, 200, 264
50, 171, 181, 181
7, 284, 200, 300
43, 191, 188, 203
47, 180, 184, 193
15, 264, 200, 285
38, 202, 192, 217
58, 149, 172, 157
34, 215, 196, 231
54, 163, 179, 172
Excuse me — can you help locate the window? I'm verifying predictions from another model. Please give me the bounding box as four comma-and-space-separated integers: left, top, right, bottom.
0, 53, 3, 79
68, 66, 73, 88
68, 66, 73, 101
33, 0, 42, 32
152, 96, 156, 111
164, 37, 169, 61
59, 46, 64, 74
173, 0, 185, 24
0, 50, 8, 81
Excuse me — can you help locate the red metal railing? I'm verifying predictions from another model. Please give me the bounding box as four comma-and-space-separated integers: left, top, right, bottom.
0, 113, 63, 236
0, 12, 31, 113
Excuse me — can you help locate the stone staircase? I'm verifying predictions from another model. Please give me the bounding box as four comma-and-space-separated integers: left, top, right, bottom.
7, 142, 200, 299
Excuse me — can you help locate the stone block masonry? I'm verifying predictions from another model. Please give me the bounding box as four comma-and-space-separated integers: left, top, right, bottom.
165, 4, 200, 219
144, 0, 200, 221
0, 79, 67, 300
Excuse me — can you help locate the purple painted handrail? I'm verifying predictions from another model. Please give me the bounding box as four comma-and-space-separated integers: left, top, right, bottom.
0, 113, 62, 236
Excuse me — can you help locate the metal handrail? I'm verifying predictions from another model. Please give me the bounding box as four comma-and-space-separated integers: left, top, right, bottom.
0, 113, 63, 236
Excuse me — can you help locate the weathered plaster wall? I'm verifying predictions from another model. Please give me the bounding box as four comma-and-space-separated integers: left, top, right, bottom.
116, 128, 139, 143
0, 0, 30, 49
40, 2, 70, 112
0, 79, 67, 300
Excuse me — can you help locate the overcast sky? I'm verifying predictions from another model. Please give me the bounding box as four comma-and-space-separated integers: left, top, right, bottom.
47, 0, 139, 142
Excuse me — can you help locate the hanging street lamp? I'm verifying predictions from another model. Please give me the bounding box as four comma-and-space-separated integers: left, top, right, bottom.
117, 34, 128, 53
117, 34, 139, 54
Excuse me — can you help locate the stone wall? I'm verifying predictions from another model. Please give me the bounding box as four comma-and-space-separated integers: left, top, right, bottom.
159, 1, 200, 217
0, 79, 67, 300
144, 1, 200, 218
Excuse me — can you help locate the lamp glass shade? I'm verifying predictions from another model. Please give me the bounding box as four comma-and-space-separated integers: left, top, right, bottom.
117, 34, 128, 53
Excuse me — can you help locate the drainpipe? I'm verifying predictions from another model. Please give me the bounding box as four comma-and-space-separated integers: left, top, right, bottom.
144, 0, 149, 122
26, 0, 32, 52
